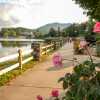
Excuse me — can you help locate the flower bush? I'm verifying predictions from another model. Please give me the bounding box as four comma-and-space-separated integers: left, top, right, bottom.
36, 40, 100, 100
58, 60, 100, 100
58, 40, 100, 100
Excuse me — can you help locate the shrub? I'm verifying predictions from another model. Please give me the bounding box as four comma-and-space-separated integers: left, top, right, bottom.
58, 60, 100, 100
58, 40, 100, 100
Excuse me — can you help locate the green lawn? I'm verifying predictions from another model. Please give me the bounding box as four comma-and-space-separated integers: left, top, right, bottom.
0, 54, 48, 86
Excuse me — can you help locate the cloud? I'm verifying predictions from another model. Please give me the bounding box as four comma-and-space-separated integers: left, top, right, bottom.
0, 16, 19, 27
0, 0, 43, 7
0, 0, 87, 29
0, 0, 44, 28
0, 3, 20, 28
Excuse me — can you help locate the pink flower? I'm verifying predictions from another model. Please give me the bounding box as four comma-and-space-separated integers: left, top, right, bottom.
51, 90, 59, 97
52, 53, 62, 67
93, 22, 100, 33
36, 95, 43, 100
79, 40, 87, 49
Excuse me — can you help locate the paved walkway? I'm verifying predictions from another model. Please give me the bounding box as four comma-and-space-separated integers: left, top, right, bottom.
0, 43, 100, 100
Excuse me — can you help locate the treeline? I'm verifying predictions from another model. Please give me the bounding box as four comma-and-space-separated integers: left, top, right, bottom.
43, 27, 65, 38
43, 20, 94, 38
0, 27, 34, 38
0, 27, 48, 39
65, 18, 95, 37
0, 20, 96, 39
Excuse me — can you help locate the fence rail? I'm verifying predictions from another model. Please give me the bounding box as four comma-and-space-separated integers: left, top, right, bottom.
0, 49, 33, 63
41, 44, 54, 55
0, 44, 55, 76
0, 38, 67, 76
0, 38, 44, 42
0, 54, 18, 63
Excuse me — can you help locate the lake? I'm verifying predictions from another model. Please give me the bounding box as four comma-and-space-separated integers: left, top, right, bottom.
0, 41, 32, 58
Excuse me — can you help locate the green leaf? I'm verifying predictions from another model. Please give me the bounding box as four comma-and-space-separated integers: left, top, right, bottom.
58, 77, 64, 83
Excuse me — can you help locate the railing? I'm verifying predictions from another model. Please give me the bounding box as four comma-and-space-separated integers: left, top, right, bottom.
0, 37, 67, 76
41, 44, 54, 55
0, 44, 54, 76
0, 38, 44, 42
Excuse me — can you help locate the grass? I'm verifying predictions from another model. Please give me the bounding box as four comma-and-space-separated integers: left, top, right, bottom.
0, 60, 34, 86
0, 54, 32, 70
0, 42, 63, 86
0, 54, 49, 86
0, 60, 18, 70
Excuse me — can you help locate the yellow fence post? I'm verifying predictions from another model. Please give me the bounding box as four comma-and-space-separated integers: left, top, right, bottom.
39, 44, 42, 61
45, 47, 47, 55
18, 49, 23, 70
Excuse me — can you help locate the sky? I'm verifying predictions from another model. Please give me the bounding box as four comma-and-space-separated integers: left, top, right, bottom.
0, 0, 88, 29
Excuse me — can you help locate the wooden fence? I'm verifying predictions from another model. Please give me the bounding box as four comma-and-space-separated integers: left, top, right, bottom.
0, 38, 67, 76
0, 44, 54, 76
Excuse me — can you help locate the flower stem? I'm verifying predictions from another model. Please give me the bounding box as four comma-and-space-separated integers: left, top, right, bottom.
85, 46, 93, 63
55, 98, 59, 100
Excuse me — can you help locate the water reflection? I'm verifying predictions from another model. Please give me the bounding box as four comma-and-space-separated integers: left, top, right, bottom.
0, 41, 32, 58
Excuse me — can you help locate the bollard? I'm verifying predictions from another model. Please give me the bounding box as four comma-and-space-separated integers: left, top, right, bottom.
73, 38, 80, 54
18, 49, 23, 69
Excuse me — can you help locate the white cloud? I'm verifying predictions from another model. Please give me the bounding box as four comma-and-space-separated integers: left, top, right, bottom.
0, 3, 20, 27
0, 0, 88, 28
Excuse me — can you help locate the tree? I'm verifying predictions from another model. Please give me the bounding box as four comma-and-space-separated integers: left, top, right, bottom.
8, 29, 17, 37
64, 24, 79, 37
57, 27, 61, 37
1, 28, 9, 38
34, 30, 41, 38
85, 17, 95, 35
62, 31, 68, 37
73, 0, 100, 21
48, 27, 57, 37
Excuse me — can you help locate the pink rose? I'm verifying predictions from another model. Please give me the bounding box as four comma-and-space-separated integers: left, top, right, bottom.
93, 22, 100, 33
79, 40, 87, 49
52, 53, 62, 67
51, 90, 59, 97
36, 95, 43, 100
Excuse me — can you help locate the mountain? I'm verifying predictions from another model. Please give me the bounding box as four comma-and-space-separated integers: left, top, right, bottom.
37, 22, 71, 34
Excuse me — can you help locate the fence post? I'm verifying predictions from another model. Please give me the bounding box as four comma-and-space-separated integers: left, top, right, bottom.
18, 49, 23, 69
73, 38, 80, 54
51, 44, 53, 52
31, 42, 42, 61
40, 43, 43, 61
45, 47, 47, 55
53, 41, 56, 50
60, 40, 63, 47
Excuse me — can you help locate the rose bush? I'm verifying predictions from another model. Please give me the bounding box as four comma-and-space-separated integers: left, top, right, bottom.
58, 40, 100, 100
36, 39, 100, 100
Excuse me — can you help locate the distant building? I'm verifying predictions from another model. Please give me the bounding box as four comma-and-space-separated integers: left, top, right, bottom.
19, 32, 35, 39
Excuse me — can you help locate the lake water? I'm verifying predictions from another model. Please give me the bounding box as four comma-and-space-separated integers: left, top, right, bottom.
0, 41, 32, 58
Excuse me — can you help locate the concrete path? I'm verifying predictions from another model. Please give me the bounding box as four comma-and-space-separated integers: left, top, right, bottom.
0, 43, 100, 100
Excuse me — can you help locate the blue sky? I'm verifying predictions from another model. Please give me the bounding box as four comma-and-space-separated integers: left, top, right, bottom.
0, 0, 88, 29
